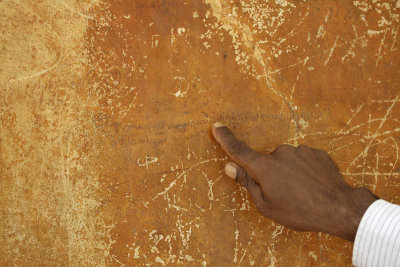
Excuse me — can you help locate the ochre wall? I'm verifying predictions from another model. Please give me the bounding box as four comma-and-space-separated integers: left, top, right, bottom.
1, 0, 399, 266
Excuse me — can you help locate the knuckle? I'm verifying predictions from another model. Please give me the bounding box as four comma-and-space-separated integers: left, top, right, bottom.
279, 144, 294, 152
240, 171, 252, 188
228, 140, 245, 156
237, 169, 258, 191
235, 168, 246, 185
272, 144, 294, 156
297, 144, 308, 150
313, 148, 329, 158
297, 144, 314, 154
314, 148, 326, 154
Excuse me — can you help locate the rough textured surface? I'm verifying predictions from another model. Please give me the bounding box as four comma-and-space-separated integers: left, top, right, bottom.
1, 0, 399, 266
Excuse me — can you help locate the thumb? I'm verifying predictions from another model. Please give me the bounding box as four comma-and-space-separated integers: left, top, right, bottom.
212, 122, 261, 170
224, 162, 266, 208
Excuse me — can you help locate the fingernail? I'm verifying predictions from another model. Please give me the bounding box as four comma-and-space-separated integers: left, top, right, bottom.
224, 163, 237, 179
213, 122, 225, 128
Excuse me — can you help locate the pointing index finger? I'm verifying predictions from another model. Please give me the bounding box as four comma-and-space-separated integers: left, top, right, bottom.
212, 122, 261, 170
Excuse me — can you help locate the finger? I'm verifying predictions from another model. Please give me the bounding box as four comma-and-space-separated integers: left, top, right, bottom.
224, 162, 266, 208
212, 122, 261, 169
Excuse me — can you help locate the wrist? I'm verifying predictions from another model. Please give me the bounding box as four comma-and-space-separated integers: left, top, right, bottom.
340, 188, 378, 241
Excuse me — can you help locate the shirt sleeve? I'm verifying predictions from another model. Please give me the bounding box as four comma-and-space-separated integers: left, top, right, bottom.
352, 199, 400, 267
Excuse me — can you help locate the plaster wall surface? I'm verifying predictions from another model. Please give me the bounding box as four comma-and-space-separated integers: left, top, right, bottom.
1, 0, 400, 266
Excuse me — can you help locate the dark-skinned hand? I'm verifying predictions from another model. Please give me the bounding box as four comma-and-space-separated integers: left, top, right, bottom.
212, 122, 378, 241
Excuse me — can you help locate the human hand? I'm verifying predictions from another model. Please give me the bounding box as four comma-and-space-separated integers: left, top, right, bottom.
212, 122, 378, 241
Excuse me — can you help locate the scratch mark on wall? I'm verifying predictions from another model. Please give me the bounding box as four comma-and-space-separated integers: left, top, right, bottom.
152, 158, 225, 201
376, 28, 388, 66
324, 35, 339, 66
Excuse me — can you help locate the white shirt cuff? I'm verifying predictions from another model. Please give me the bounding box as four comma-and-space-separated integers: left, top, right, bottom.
352, 199, 400, 267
